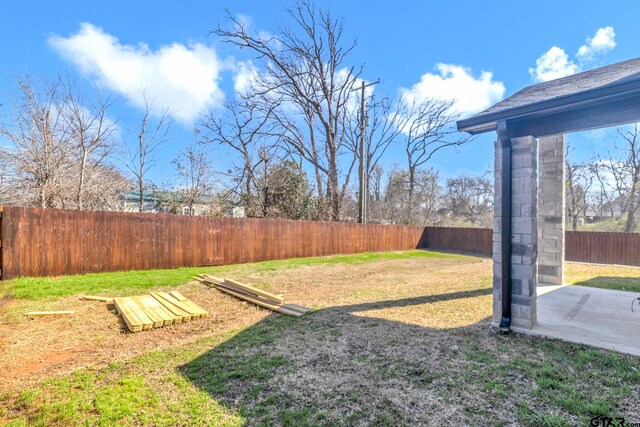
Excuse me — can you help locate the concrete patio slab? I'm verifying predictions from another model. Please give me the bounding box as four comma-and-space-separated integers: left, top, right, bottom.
513, 285, 640, 356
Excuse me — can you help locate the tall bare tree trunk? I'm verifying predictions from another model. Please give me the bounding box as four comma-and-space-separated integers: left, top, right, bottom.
76, 149, 88, 210
625, 184, 638, 232
407, 165, 416, 223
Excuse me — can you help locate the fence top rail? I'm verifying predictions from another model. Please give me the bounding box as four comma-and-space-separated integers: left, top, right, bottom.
0, 206, 427, 230
425, 226, 492, 231
566, 230, 640, 236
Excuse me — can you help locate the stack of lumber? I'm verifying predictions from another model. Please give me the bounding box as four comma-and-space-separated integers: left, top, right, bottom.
113, 291, 208, 332
196, 274, 311, 317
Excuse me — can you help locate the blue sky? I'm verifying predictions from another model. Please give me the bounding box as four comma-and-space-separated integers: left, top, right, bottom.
1, 1, 638, 185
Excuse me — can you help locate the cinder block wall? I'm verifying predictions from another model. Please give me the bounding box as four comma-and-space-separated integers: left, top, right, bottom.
493, 135, 538, 329
537, 135, 565, 286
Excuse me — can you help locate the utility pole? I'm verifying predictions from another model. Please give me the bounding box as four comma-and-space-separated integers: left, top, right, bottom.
353, 78, 380, 224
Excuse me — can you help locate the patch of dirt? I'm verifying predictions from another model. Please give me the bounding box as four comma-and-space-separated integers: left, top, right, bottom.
0, 255, 491, 391
7, 345, 95, 378
0, 289, 271, 391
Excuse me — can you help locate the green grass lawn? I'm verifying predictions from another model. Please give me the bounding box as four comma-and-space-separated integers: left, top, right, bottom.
0, 250, 458, 301
2, 251, 640, 426
2, 312, 639, 426
4, 250, 638, 301
565, 262, 640, 293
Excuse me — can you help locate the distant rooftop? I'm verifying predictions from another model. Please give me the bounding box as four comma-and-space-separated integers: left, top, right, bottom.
457, 57, 640, 135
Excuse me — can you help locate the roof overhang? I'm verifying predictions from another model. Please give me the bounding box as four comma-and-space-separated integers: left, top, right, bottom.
457, 77, 640, 137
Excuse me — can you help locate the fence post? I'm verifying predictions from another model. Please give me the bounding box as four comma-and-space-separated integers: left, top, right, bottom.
0, 206, 3, 280
0, 206, 14, 280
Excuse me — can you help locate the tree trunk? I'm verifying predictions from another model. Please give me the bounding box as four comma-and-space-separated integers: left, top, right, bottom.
40, 186, 47, 209
327, 155, 340, 221
138, 177, 144, 213
76, 150, 88, 210
625, 192, 637, 232
625, 208, 636, 233
407, 166, 416, 224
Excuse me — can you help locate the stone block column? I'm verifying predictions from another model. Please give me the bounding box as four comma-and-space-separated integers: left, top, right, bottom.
537, 134, 565, 286
493, 135, 538, 329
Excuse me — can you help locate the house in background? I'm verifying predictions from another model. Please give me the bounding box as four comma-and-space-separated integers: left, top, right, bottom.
119, 191, 159, 213
153, 191, 217, 216
118, 190, 246, 217
584, 196, 625, 224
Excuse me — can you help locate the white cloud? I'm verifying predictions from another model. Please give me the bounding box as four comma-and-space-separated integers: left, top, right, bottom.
399, 63, 505, 117
48, 23, 226, 124
577, 26, 616, 62
530, 26, 616, 83
529, 46, 579, 83
233, 60, 259, 95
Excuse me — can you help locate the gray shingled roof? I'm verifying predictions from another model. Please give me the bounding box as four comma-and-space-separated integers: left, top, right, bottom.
480, 57, 640, 116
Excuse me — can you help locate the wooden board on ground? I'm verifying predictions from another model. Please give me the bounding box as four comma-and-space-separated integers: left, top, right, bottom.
137, 294, 178, 326
197, 274, 224, 286
223, 279, 285, 304
79, 296, 114, 303
113, 291, 208, 332
280, 303, 313, 314
26, 311, 75, 317
132, 296, 164, 328
213, 285, 303, 316
196, 274, 311, 317
168, 291, 209, 317
197, 275, 285, 304
113, 297, 151, 332
149, 292, 193, 322
152, 292, 200, 319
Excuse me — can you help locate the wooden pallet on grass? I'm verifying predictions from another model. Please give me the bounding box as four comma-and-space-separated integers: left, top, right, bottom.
196, 274, 312, 317
114, 292, 208, 332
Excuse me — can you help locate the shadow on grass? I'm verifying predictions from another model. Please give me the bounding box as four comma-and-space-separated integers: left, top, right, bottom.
178, 287, 640, 426
335, 287, 492, 312
572, 276, 640, 293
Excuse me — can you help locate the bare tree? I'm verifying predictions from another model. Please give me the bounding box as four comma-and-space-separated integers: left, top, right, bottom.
393, 97, 469, 221
0, 76, 132, 211
367, 164, 386, 221
124, 97, 171, 212
344, 95, 403, 214
199, 98, 276, 216
565, 142, 593, 231
599, 124, 640, 232
370, 164, 385, 203
0, 157, 23, 205
383, 166, 441, 225
78, 164, 131, 211
216, 0, 362, 220
445, 173, 493, 226
591, 160, 616, 219
62, 79, 117, 210
0, 76, 73, 208
172, 143, 213, 213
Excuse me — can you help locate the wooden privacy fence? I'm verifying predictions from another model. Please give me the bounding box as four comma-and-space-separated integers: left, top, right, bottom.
0, 206, 428, 279
2, 207, 640, 279
420, 226, 493, 256
565, 231, 640, 266
423, 227, 640, 267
